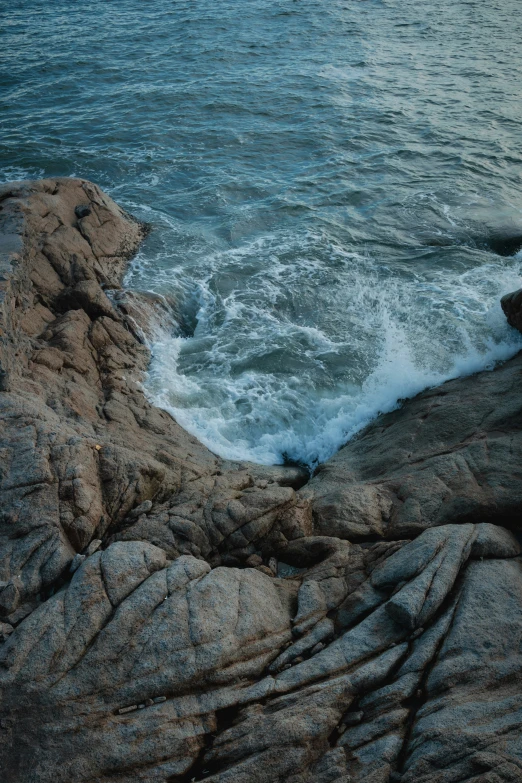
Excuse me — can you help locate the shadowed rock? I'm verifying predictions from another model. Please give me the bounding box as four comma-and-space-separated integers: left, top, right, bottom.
485, 230, 522, 257
502, 286, 522, 333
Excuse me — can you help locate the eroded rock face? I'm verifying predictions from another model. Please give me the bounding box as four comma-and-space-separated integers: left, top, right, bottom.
1, 179, 522, 783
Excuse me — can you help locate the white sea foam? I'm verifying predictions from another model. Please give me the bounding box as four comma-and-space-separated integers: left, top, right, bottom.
136, 225, 522, 468
0, 166, 45, 183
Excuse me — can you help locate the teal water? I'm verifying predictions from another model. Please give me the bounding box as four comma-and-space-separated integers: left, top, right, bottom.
2, 0, 522, 466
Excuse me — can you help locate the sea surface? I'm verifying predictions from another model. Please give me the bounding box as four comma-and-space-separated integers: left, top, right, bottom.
2, 0, 522, 467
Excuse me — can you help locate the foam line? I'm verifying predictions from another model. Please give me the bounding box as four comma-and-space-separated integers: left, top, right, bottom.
136, 228, 522, 468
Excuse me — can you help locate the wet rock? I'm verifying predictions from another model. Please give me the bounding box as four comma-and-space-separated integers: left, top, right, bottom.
113, 288, 182, 341
502, 286, 522, 333
486, 229, 522, 257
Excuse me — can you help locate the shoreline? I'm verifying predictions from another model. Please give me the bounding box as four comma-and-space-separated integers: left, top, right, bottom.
1, 178, 522, 782
120, 206, 522, 472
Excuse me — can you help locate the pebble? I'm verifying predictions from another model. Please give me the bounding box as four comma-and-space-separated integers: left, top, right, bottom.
153, 696, 166, 703
118, 705, 137, 714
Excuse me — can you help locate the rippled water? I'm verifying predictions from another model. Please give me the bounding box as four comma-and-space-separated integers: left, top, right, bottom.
2, 0, 522, 466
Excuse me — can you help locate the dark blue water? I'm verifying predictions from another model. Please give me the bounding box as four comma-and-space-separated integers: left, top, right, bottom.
2, 0, 522, 465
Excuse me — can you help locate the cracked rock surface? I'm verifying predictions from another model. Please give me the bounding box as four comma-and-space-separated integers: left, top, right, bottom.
1, 179, 522, 783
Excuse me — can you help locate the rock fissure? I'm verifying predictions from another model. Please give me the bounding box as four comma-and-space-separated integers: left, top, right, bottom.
394, 578, 464, 778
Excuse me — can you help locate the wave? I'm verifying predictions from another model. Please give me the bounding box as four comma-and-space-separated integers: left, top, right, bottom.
136, 229, 522, 468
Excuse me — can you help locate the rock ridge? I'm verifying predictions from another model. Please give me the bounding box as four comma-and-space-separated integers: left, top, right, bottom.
1, 178, 522, 783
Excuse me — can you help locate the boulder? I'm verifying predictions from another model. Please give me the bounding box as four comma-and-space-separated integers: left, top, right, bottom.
305, 353, 522, 539
501, 286, 522, 333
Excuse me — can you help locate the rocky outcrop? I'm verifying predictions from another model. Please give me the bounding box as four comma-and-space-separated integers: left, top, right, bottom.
0, 179, 307, 622
305, 352, 522, 540
501, 287, 522, 334
1, 179, 522, 783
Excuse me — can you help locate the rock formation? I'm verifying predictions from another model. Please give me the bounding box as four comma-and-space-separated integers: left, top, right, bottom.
1, 178, 522, 783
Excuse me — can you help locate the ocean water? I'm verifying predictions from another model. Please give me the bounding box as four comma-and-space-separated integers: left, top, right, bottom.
2, 0, 522, 467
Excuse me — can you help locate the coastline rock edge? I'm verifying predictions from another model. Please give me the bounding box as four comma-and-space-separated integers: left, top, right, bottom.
1, 179, 522, 783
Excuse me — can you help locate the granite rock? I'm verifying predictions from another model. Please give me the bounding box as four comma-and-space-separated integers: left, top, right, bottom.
1, 179, 522, 783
